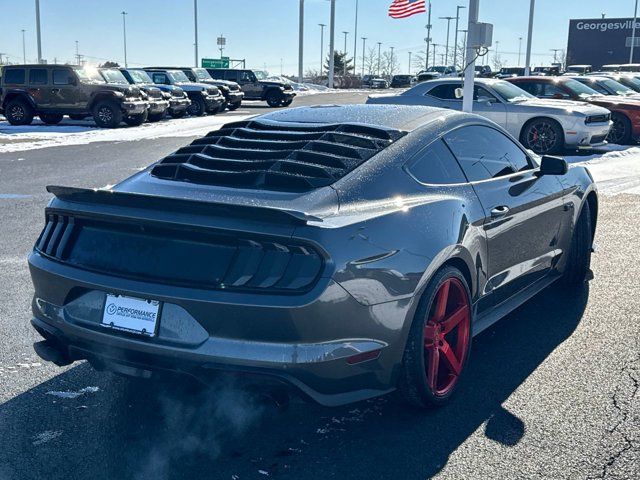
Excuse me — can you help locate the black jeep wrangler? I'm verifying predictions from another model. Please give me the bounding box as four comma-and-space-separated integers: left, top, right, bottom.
155, 67, 244, 111
206, 69, 295, 107
0, 64, 148, 128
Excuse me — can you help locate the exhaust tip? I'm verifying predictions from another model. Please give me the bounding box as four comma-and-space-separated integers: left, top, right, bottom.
33, 340, 72, 367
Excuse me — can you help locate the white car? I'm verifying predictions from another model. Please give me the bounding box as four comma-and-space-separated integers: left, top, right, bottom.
367, 78, 613, 154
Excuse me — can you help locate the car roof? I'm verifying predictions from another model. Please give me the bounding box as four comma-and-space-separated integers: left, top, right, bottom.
257, 104, 458, 132
422, 77, 500, 86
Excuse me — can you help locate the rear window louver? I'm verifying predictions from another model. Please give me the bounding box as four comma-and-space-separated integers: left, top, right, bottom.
150, 120, 405, 191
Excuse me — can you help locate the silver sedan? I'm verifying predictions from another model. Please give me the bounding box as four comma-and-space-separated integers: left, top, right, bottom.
367, 78, 613, 154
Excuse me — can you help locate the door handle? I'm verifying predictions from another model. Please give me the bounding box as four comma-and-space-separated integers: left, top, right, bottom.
51, 88, 60, 93
490, 205, 510, 218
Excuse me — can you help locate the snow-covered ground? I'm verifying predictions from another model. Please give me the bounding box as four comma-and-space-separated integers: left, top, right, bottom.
0, 112, 254, 153
566, 145, 640, 196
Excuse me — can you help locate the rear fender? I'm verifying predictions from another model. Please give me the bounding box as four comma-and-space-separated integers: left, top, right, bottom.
2, 90, 36, 109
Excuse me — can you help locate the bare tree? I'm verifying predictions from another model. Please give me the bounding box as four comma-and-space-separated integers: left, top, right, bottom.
412, 50, 427, 73
491, 51, 504, 71
363, 47, 378, 75
381, 51, 400, 77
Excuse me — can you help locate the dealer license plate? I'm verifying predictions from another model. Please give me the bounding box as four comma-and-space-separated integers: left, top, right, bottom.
101, 294, 160, 337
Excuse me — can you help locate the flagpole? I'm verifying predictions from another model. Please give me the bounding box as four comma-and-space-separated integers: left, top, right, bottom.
425, 1, 432, 70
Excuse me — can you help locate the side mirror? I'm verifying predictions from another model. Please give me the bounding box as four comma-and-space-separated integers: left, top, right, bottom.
477, 96, 493, 105
537, 155, 568, 176
69, 76, 78, 86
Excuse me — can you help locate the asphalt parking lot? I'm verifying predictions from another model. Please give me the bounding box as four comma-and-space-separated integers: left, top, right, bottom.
0, 91, 638, 480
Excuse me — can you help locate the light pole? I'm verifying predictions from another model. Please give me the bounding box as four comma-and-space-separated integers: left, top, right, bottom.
121, 11, 128, 68
328, 0, 336, 88
342, 31, 349, 75
35, 0, 42, 63
408, 51, 412, 74
550, 48, 561, 65
22, 29, 26, 63
377, 42, 382, 76
524, 0, 536, 75
462, 0, 479, 113
439, 16, 455, 66
194, 0, 199, 67
518, 37, 523, 65
319, 23, 326, 77
631, 0, 639, 63
453, 5, 466, 70
298, 0, 304, 83
431, 43, 439, 68
425, 0, 432, 70
75, 40, 79, 65
459, 29, 468, 69
361, 37, 367, 77
353, 0, 359, 75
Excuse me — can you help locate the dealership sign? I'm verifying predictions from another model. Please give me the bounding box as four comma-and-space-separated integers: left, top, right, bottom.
567, 18, 640, 68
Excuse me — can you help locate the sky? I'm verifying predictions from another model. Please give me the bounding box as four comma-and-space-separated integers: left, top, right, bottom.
1, 0, 639, 75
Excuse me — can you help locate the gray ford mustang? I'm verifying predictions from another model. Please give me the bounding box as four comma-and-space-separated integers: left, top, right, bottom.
28, 105, 597, 408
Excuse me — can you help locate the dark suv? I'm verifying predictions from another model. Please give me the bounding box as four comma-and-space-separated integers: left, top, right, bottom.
120, 68, 191, 119
100, 68, 168, 124
207, 69, 295, 107
144, 68, 224, 116
157, 67, 244, 111
0, 64, 148, 128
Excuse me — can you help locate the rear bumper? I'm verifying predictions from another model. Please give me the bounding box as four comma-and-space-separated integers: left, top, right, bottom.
28, 252, 406, 406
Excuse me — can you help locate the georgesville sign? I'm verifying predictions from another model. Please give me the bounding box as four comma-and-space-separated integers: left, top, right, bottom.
567, 17, 640, 68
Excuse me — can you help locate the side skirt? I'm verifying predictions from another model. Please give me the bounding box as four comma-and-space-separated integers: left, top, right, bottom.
472, 272, 562, 337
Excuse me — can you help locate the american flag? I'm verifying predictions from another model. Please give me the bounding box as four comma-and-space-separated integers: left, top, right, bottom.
388, 0, 427, 19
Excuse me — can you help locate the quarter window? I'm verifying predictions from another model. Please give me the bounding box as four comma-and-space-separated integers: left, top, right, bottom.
52, 69, 74, 85
444, 126, 532, 182
427, 84, 459, 100
406, 139, 467, 185
4, 68, 26, 84
29, 68, 48, 85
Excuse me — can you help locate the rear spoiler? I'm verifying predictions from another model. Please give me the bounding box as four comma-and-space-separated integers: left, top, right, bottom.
46, 186, 323, 225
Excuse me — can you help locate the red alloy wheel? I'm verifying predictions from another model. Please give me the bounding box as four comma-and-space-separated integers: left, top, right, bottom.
423, 277, 471, 397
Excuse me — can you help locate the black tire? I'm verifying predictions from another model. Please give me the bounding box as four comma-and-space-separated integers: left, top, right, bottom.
607, 112, 632, 145
266, 90, 283, 107
399, 266, 472, 408
521, 118, 564, 155
92, 100, 123, 128
562, 201, 593, 286
39, 113, 64, 125
68, 114, 88, 121
220, 99, 229, 111
123, 110, 148, 127
147, 111, 166, 122
282, 98, 293, 107
5, 99, 34, 126
187, 96, 206, 116
228, 101, 242, 111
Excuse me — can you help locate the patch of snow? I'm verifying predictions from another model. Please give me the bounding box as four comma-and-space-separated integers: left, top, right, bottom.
46, 386, 100, 399
566, 146, 640, 195
0, 114, 254, 153
32, 430, 63, 446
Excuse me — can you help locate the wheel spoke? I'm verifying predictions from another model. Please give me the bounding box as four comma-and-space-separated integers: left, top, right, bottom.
440, 340, 462, 376
426, 346, 439, 390
433, 280, 450, 322
441, 305, 468, 334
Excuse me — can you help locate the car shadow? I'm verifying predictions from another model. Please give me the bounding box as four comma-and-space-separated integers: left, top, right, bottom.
0, 283, 589, 480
